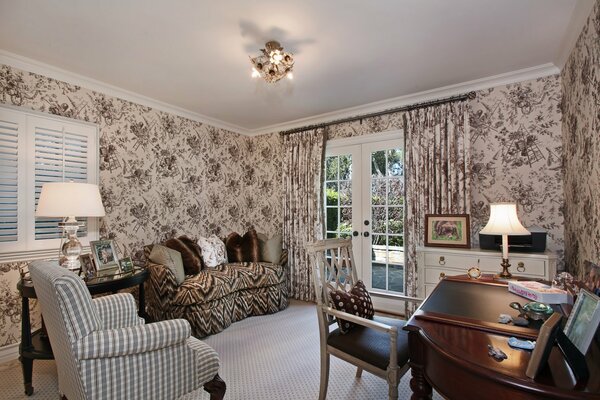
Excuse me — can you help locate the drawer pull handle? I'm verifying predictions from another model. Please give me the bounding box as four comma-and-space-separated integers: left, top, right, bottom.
517, 262, 525, 273
439, 272, 446, 280
439, 256, 446, 266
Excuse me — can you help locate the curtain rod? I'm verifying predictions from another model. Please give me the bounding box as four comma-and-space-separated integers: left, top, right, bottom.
280, 91, 476, 135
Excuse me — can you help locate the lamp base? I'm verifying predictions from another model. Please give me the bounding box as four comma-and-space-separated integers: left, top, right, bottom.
495, 258, 512, 279
59, 217, 83, 271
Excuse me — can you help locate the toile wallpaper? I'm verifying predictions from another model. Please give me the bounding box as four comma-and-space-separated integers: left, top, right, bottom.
0, 46, 576, 348
326, 75, 564, 261
0, 64, 283, 347
561, 0, 600, 279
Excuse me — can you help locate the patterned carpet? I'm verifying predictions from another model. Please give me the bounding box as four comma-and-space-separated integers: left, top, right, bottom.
1, 300, 442, 399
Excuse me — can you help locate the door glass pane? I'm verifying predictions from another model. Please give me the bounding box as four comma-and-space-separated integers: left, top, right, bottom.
339, 181, 352, 206
325, 157, 338, 181
324, 154, 353, 239
326, 182, 338, 205
371, 150, 386, 177
388, 207, 403, 234
339, 155, 352, 180
370, 147, 405, 294
372, 207, 386, 234
371, 179, 386, 206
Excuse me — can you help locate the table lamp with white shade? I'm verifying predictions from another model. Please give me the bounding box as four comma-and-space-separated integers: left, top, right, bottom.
36, 182, 106, 271
479, 202, 530, 279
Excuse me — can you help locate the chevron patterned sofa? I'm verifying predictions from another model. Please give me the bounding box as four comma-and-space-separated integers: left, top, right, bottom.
145, 245, 288, 338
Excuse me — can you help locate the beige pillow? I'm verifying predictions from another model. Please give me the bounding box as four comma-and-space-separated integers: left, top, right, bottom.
149, 244, 185, 285
197, 235, 228, 268
257, 233, 283, 264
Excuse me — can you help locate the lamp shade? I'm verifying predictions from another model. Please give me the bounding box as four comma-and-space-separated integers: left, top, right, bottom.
479, 203, 529, 236
36, 182, 106, 217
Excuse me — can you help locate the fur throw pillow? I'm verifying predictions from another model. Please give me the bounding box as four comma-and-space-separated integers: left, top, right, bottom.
329, 280, 375, 334
225, 228, 260, 262
165, 235, 204, 275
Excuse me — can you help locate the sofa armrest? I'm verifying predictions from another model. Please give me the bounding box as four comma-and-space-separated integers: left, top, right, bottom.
146, 261, 179, 301
76, 319, 191, 360
93, 293, 143, 330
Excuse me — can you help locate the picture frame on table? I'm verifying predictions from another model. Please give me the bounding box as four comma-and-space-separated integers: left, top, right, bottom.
119, 257, 134, 274
78, 253, 96, 279
563, 289, 600, 355
583, 260, 600, 297
424, 214, 471, 248
525, 312, 563, 379
89, 240, 120, 273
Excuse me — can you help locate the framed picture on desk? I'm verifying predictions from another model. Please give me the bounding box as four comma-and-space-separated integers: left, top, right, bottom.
563, 289, 600, 355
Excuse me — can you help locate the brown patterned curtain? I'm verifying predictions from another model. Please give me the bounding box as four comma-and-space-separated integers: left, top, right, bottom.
404, 102, 470, 306
282, 128, 327, 302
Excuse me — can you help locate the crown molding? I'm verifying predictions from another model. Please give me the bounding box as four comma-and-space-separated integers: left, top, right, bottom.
246, 63, 560, 136
554, 0, 596, 70
1, 49, 560, 138
0, 49, 250, 136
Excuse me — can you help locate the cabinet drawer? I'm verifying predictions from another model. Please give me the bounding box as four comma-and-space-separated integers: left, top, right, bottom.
424, 267, 463, 285
424, 253, 479, 269
479, 257, 546, 278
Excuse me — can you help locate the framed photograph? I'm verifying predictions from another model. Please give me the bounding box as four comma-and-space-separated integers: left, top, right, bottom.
79, 253, 96, 278
119, 257, 134, 273
424, 214, 471, 248
90, 240, 120, 272
525, 312, 562, 379
563, 289, 600, 355
583, 260, 600, 297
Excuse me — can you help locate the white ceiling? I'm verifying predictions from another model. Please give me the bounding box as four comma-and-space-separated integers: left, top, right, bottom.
0, 0, 594, 134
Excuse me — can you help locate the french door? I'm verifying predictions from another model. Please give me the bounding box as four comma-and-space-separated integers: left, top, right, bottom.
324, 137, 405, 294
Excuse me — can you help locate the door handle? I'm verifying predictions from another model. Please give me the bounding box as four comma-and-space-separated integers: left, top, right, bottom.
363, 232, 370, 237
352, 231, 359, 237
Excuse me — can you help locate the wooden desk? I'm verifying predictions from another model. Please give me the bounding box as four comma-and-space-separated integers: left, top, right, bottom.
404, 276, 600, 400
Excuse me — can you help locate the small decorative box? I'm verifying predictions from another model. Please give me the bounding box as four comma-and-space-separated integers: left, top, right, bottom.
508, 281, 573, 304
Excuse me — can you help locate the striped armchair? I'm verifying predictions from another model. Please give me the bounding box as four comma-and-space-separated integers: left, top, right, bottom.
29, 261, 226, 400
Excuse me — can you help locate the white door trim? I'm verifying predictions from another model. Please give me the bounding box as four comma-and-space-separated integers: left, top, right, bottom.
326, 129, 403, 148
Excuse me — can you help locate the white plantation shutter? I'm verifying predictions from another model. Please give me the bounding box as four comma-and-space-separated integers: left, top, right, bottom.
0, 111, 24, 243
33, 124, 90, 239
0, 107, 98, 260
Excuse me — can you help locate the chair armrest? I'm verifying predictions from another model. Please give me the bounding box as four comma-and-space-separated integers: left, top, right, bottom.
76, 319, 191, 360
93, 293, 143, 330
324, 306, 398, 336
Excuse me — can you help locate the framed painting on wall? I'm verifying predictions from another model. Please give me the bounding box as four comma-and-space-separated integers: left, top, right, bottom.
424, 214, 471, 248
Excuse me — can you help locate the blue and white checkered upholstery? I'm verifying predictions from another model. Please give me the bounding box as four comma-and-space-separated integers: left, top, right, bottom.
29, 261, 221, 400
93, 293, 144, 329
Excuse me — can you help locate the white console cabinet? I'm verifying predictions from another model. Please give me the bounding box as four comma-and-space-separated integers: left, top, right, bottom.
416, 247, 557, 298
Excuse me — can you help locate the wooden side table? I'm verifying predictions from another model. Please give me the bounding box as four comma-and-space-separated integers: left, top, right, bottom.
17, 267, 149, 396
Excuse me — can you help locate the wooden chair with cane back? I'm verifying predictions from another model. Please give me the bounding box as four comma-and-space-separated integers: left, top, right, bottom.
306, 238, 422, 400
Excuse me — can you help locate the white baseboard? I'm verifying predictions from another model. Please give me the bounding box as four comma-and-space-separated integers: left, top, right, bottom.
0, 343, 20, 364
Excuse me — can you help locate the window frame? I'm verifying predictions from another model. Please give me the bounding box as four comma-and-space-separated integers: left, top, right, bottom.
0, 105, 100, 263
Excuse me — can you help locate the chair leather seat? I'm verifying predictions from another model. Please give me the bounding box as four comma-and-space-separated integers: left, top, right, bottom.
327, 315, 409, 371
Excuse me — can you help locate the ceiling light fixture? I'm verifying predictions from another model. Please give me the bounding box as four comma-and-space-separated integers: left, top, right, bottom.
249, 40, 294, 83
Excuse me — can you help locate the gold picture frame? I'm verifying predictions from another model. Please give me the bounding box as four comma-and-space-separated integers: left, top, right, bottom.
424, 214, 471, 248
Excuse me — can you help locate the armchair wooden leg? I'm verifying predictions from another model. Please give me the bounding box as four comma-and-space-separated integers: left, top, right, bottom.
203, 374, 226, 400
319, 352, 330, 400
356, 367, 363, 378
